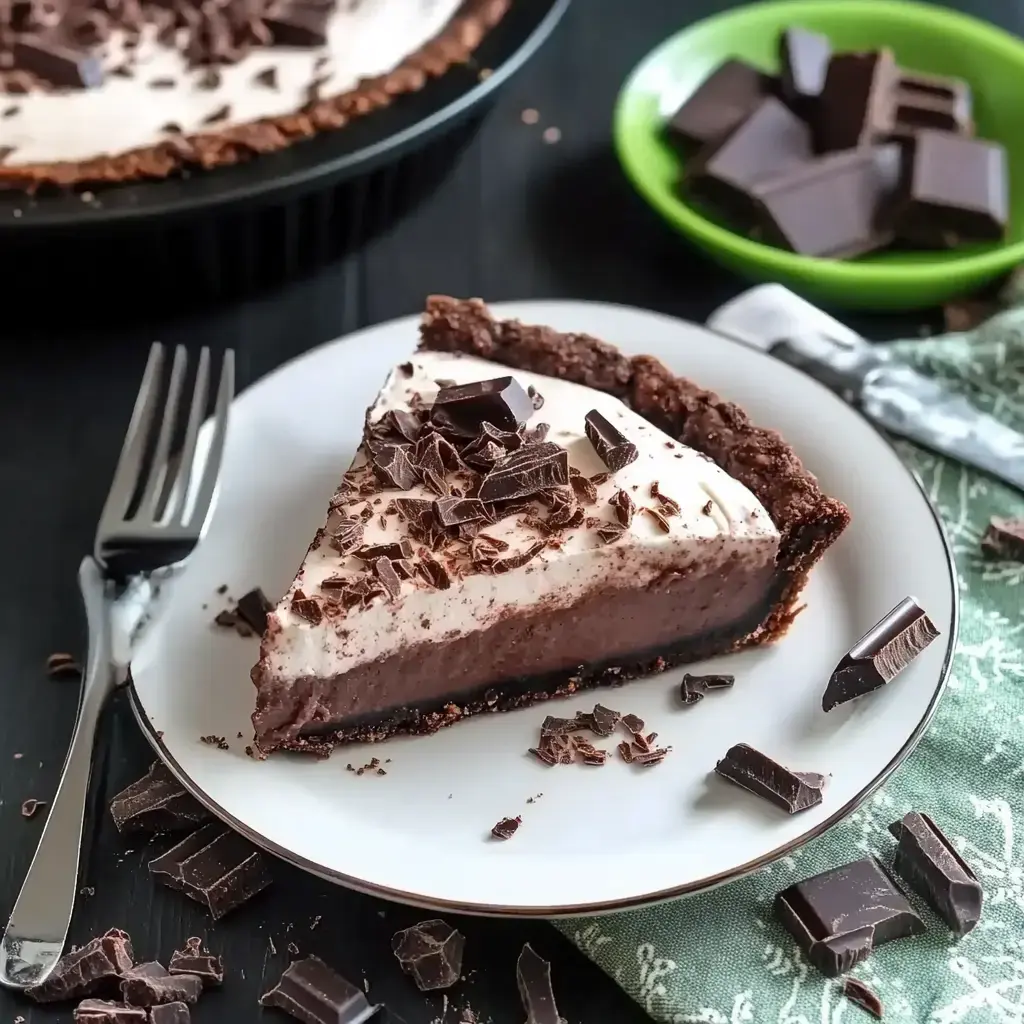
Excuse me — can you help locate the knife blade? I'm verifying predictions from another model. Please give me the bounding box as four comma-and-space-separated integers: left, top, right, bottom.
707, 284, 1024, 493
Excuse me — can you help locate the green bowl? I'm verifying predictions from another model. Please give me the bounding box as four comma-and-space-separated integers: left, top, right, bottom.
614, 0, 1024, 310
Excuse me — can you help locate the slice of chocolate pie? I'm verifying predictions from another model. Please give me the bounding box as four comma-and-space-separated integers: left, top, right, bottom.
250, 297, 850, 754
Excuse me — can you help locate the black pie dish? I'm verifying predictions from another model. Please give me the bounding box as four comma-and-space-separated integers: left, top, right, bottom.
0, 0, 569, 321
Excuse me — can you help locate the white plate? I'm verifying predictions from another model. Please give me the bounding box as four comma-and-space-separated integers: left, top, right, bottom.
129, 301, 957, 917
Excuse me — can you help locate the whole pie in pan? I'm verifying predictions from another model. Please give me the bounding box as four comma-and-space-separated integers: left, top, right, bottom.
0, 0, 510, 189
249, 297, 851, 755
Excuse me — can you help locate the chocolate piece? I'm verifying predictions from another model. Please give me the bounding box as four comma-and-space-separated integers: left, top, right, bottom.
890, 70, 972, 136
28, 929, 134, 1003
491, 815, 521, 840
391, 920, 464, 991
327, 516, 365, 557
354, 540, 413, 561
891, 130, 1009, 247
680, 672, 734, 705
148, 823, 271, 919
822, 597, 940, 711
591, 703, 620, 736
842, 979, 883, 1020
149, 1002, 191, 1024
371, 444, 419, 490
687, 97, 813, 227
47, 651, 82, 677
372, 557, 402, 601
816, 50, 898, 152
666, 59, 775, 148
110, 762, 210, 834
21, 797, 44, 818
714, 743, 825, 813
752, 145, 901, 258
779, 27, 830, 117
121, 963, 202, 1007
431, 376, 533, 434
13, 36, 103, 89
263, 2, 329, 46
981, 516, 1024, 560
74, 1001, 147, 1023
516, 944, 560, 1024
888, 811, 983, 935
621, 713, 644, 734
584, 411, 638, 472
260, 956, 380, 1024
168, 938, 223, 987
235, 587, 274, 633
434, 496, 486, 527
477, 443, 569, 502
776, 858, 924, 977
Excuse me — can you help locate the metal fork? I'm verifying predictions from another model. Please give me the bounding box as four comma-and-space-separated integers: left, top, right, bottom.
0, 343, 235, 992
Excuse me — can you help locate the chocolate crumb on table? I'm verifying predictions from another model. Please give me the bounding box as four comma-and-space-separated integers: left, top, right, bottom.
47, 651, 83, 678
28, 928, 135, 1003
21, 797, 45, 818
391, 920, 465, 992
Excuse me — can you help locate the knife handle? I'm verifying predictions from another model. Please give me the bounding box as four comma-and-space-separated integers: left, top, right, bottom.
862, 365, 1024, 492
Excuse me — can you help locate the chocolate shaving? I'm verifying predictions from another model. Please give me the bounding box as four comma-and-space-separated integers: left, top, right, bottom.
650, 481, 681, 515
621, 713, 644, 734
641, 506, 672, 533
491, 815, 522, 840
584, 410, 638, 472
609, 489, 635, 528
21, 798, 44, 818
617, 741, 634, 763
597, 525, 625, 544
488, 541, 546, 574
354, 540, 413, 561
290, 592, 322, 625
371, 444, 419, 490
47, 651, 82, 678
326, 515, 364, 556
372, 558, 402, 601
527, 385, 544, 410
842, 978, 883, 1019
591, 703, 621, 736
478, 443, 569, 502
433, 496, 486, 527
417, 554, 451, 590
569, 469, 598, 505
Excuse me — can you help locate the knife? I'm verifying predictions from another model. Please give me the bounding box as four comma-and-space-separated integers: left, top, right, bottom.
707, 284, 1024, 493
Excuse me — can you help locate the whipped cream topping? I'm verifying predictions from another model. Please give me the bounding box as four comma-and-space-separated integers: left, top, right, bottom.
0, 0, 462, 166
259, 352, 780, 687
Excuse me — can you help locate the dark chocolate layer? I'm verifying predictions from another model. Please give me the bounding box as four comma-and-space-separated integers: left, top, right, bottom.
257, 560, 778, 753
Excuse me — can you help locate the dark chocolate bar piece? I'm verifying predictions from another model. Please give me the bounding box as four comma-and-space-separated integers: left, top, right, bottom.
477, 443, 569, 502
109, 762, 211, 835
714, 743, 826, 814
121, 963, 202, 1007
815, 50, 899, 152
584, 410, 638, 472
778, 27, 830, 117
751, 145, 901, 258
516, 944, 561, 1024
687, 96, 813, 228
235, 587, 274, 633
822, 597, 939, 712
679, 673, 734, 705
776, 857, 924, 977
391, 919, 464, 992
666, 59, 775, 148
890, 70, 972, 137
167, 937, 223, 987
13, 34, 103, 89
74, 1000, 147, 1023
889, 811, 983, 936
148, 823, 272, 919
891, 130, 1008, 247
149, 1002, 191, 1024
981, 516, 1024, 560
27, 929, 134, 1003
432, 376, 534, 434
842, 979, 883, 1020
260, 955, 381, 1024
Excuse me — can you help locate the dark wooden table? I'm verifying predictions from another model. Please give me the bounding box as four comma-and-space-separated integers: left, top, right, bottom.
1, 1, 1019, 1021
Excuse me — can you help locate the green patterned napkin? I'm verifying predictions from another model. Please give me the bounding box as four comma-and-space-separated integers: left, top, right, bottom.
555, 309, 1024, 1023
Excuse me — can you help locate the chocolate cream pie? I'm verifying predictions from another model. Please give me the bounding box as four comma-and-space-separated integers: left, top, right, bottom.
0, 0, 508, 188
250, 297, 851, 755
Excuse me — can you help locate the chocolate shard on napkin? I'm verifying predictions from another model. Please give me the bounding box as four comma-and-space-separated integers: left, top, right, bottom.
28, 928, 135, 1003
391, 919, 464, 991
842, 978, 883, 1020
121, 962, 202, 1007
981, 516, 1024, 560
110, 762, 211, 834
431, 376, 533, 434
168, 937, 223, 986
74, 1000, 147, 1023
888, 811, 983, 936
714, 743, 826, 813
260, 955, 382, 1024
666, 59, 776, 149
775, 857, 924, 977
148, 822, 271, 919
822, 596, 939, 711
516, 943, 561, 1024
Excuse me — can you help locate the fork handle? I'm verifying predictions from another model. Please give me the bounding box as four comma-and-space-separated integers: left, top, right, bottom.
0, 557, 113, 991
